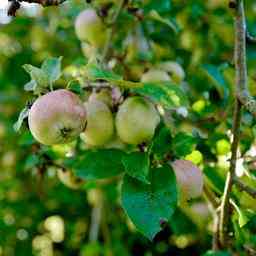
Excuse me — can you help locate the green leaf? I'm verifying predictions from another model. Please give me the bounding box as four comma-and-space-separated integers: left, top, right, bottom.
121, 164, 177, 240
23, 64, 49, 89
148, 10, 178, 33
13, 107, 29, 132
144, 0, 172, 13
169, 208, 197, 235
70, 149, 125, 180
172, 132, 196, 157
84, 63, 141, 89
202, 251, 231, 256
122, 151, 150, 184
133, 82, 188, 109
151, 124, 172, 158
24, 80, 37, 91
41, 56, 62, 83
85, 63, 122, 81
202, 64, 230, 102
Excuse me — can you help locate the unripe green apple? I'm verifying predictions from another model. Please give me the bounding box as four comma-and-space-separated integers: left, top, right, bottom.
185, 150, 203, 165
192, 99, 206, 113
116, 96, 160, 145
141, 69, 171, 83
57, 169, 84, 189
158, 61, 185, 83
82, 100, 114, 146
104, 136, 127, 150
28, 89, 86, 145
216, 139, 231, 155
171, 159, 203, 200
81, 42, 98, 59
88, 89, 113, 108
75, 9, 106, 47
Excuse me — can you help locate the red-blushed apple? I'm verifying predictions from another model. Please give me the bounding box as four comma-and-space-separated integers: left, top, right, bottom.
75, 9, 106, 47
116, 96, 160, 145
28, 89, 86, 145
81, 99, 114, 146
141, 69, 171, 83
171, 159, 203, 200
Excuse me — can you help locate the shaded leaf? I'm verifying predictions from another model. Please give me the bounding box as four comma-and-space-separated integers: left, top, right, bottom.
122, 151, 150, 184
70, 149, 125, 180
172, 132, 196, 157
121, 164, 177, 240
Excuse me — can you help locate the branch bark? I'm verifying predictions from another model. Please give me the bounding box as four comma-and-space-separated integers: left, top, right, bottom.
234, 177, 256, 198
218, 0, 246, 248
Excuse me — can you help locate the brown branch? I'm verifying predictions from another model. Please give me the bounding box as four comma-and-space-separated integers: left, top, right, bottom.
218, 0, 245, 247
8, 0, 67, 16
234, 177, 256, 198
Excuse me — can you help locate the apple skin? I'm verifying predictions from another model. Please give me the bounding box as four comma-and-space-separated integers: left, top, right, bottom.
82, 99, 114, 146
75, 9, 106, 47
88, 89, 113, 108
141, 69, 171, 83
116, 96, 160, 145
57, 169, 84, 189
158, 61, 185, 83
28, 89, 86, 145
171, 159, 203, 200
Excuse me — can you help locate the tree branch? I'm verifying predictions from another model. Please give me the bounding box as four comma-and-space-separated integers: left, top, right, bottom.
219, 0, 245, 247
234, 177, 256, 198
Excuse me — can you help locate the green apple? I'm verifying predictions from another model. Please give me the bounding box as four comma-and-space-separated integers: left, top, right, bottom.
88, 89, 113, 108
216, 139, 231, 155
81, 42, 98, 59
57, 169, 84, 189
82, 100, 114, 146
116, 96, 160, 145
141, 69, 171, 83
158, 61, 185, 83
28, 89, 86, 145
171, 159, 203, 200
75, 8, 107, 47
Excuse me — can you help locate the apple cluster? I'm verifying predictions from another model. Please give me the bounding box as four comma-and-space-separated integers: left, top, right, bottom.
28, 88, 160, 148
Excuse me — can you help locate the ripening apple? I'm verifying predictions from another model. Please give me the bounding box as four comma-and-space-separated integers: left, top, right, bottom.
82, 99, 114, 146
75, 9, 107, 47
171, 159, 203, 200
88, 89, 113, 108
28, 89, 86, 145
141, 69, 171, 83
116, 96, 160, 145
57, 169, 84, 189
158, 61, 185, 84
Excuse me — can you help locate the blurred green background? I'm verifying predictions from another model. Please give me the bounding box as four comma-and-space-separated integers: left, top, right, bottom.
1, 0, 256, 255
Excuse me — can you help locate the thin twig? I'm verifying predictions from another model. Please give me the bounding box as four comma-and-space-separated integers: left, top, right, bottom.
101, 0, 125, 63
219, 0, 245, 247
234, 178, 256, 198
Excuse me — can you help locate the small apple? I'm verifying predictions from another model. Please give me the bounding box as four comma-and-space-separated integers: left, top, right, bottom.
82, 99, 114, 146
88, 89, 113, 108
216, 139, 231, 155
28, 89, 86, 145
116, 96, 160, 145
81, 42, 98, 59
171, 159, 203, 200
141, 69, 171, 83
57, 169, 84, 189
75, 9, 107, 47
158, 61, 185, 84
